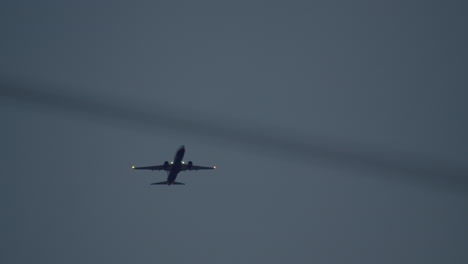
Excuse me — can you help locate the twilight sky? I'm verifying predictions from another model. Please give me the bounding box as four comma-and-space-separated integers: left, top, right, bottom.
1, 1, 468, 263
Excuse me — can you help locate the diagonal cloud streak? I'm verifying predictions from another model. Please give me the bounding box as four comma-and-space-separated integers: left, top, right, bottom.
1, 77, 467, 193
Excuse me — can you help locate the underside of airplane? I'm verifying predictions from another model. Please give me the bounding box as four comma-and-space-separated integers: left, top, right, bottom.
131, 145, 216, 185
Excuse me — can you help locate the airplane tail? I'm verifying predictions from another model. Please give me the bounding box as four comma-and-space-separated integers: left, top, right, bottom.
151, 181, 185, 185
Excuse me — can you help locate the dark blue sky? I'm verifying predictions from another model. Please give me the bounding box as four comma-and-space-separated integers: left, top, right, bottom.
1, 1, 467, 263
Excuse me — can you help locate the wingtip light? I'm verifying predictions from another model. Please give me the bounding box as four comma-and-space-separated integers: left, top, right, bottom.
131, 166, 135, 169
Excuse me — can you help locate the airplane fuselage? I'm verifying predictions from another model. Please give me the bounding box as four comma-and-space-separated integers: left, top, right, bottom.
131, 145, 215, 185
167, 145, 185, 185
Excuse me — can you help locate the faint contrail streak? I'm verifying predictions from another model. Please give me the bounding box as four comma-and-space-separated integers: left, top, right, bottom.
1, 77, 467, 193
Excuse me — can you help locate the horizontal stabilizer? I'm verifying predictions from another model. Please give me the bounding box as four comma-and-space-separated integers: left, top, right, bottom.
151, 181, 168, 185
151, 181, 185, 185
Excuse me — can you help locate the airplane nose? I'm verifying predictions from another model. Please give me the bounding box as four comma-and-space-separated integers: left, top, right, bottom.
180, 145, 185, 149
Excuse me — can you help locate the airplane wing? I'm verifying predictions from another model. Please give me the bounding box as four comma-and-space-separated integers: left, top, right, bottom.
182, 164, 216, 171
131, 165, 167, 171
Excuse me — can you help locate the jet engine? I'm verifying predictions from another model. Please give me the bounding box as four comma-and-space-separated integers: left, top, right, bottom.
187, 161, 193, 169
163, 161, 169, 169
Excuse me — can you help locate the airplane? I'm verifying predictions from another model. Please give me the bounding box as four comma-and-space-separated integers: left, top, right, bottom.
131, 145, 216, 185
